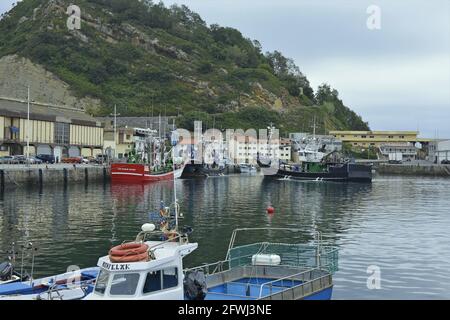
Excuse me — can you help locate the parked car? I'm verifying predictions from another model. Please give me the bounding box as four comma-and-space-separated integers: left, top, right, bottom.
62, 156, 89, 164
0, 156, 18, 164
29, 156, 43, 164
442, 159, 450, 165
85, 156, 96, 163
13, 155, 27, 164
36, 154, 55, 164
95, 154, 108, 164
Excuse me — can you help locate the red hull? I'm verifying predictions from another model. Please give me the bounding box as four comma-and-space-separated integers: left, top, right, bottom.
111, 163, 176, 182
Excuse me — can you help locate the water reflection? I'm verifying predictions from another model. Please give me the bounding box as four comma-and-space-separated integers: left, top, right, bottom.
0, 175, 449, 299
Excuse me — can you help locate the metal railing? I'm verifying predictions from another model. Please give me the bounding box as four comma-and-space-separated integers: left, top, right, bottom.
259, 271, 332, 300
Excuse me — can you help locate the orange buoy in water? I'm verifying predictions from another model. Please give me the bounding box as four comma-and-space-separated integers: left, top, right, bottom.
267, 206, 275, 214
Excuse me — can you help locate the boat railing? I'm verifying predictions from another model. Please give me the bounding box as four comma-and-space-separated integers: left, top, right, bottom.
185, 259, 230, 275
38, 278, 95, 300
258, 268, 332, 300
256, 267, 323, 298
227, 241, 339, 274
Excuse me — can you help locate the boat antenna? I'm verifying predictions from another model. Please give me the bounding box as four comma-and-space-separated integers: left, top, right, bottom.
29, 242, 37, 286
171, 118, 179, 235
313, 115, 316, 140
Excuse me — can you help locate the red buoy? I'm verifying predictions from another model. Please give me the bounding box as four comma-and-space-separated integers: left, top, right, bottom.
267, 206, 275, 214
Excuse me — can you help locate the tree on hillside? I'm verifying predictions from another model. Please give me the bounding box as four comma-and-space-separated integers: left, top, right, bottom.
265, 51, 315, 101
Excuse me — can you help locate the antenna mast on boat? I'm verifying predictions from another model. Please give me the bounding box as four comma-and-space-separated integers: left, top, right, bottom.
313, 115, 316, 140
171, 118, 179, 234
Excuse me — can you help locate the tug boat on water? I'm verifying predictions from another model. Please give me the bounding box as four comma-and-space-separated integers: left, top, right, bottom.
0, 223, 338, 300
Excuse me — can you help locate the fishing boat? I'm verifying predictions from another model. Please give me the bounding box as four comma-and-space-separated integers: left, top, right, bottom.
111, 126, 184, 183
273, 161, 372, 182
261, 122, 372, 183
180, 162, 226, 179
111, 163, 184, 182
0, 225, 338, 300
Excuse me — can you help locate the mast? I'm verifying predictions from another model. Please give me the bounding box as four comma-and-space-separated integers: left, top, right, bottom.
171, 118, 179, 234
26, 86, 30, 165
313, 115, 316, 140
110, 105, 120, 160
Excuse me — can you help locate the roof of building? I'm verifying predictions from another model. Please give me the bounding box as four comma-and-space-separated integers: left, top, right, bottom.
96, 116, 175, 132
329, 130, 419, 135
0, 98, 102, 127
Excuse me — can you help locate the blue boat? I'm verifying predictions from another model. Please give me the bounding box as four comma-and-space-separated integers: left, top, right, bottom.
0, 224, 338, 300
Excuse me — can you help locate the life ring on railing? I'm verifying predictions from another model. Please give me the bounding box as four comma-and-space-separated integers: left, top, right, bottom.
109, 243, 149, 263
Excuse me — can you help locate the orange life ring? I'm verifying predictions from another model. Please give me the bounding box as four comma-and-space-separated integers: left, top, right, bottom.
109, 243, 149, 263
110, 251, 149, 263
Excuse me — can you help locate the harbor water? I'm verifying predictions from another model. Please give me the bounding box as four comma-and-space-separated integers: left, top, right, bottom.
0, 175, 449, 299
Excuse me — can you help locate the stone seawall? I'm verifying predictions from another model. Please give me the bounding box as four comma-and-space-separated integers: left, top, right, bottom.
377, 164, 450, 177
0, 165, 110, 190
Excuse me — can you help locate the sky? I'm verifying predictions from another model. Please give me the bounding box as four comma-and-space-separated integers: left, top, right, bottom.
1, 0, 449, 138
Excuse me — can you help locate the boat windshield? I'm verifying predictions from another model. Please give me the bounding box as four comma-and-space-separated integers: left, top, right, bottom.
110, 273, 140, 296
94, 269, 110, 295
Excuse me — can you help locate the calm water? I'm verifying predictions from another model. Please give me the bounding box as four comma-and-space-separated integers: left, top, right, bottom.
1, 175, 449, 299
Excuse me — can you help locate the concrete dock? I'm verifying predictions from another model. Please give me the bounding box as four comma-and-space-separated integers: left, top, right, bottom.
0, 164, 110, 190
377, 163, 450, 177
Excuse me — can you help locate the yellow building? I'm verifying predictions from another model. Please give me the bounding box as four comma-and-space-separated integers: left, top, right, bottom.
103, 127, 135, 159
0, 98, 103, 158
329, 130, 419, 148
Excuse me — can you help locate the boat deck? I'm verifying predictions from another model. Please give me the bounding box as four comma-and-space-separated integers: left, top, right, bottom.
192, 263, 334, 300
205, 277, 303, 300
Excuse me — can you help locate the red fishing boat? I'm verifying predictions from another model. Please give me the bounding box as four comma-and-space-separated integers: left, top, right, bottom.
111, 163, 184, 183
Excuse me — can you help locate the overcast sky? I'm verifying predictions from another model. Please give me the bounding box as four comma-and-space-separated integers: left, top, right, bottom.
1, 0, 449, 138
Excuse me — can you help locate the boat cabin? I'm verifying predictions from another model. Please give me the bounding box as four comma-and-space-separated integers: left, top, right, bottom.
86, 241, 197, 300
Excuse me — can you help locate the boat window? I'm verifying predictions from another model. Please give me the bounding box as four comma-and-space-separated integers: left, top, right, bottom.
109, 273, 140, 296
143, 270, 162, 293
143, 267, 178, 294
163, 268, 178, 289
94, 269, 110, 295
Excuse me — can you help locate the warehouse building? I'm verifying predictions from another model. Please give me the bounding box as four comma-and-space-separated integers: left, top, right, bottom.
0, 97, 103, 159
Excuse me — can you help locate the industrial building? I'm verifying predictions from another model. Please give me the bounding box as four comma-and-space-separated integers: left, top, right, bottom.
0, 97, 103, 159
428, 140, 450, 164
329, 130, 419, 148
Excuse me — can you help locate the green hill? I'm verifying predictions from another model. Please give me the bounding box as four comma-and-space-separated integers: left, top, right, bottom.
0, 0, 369, 134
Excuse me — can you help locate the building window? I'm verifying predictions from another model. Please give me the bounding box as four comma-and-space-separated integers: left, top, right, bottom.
361, 135, 367, 138
370, 136, 374, 138
54, 122, 70, 144
388, 136, 394, 139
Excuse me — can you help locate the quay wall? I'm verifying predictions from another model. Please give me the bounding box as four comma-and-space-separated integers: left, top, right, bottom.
0, 165, 110, 190
377, 164, 450, 177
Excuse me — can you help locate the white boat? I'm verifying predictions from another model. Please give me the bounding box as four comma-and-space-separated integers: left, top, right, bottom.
0, 225, 338, 300
238, 164, 257, 173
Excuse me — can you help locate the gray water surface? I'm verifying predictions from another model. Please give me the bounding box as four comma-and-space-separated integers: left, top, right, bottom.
1, 175, 449, 299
